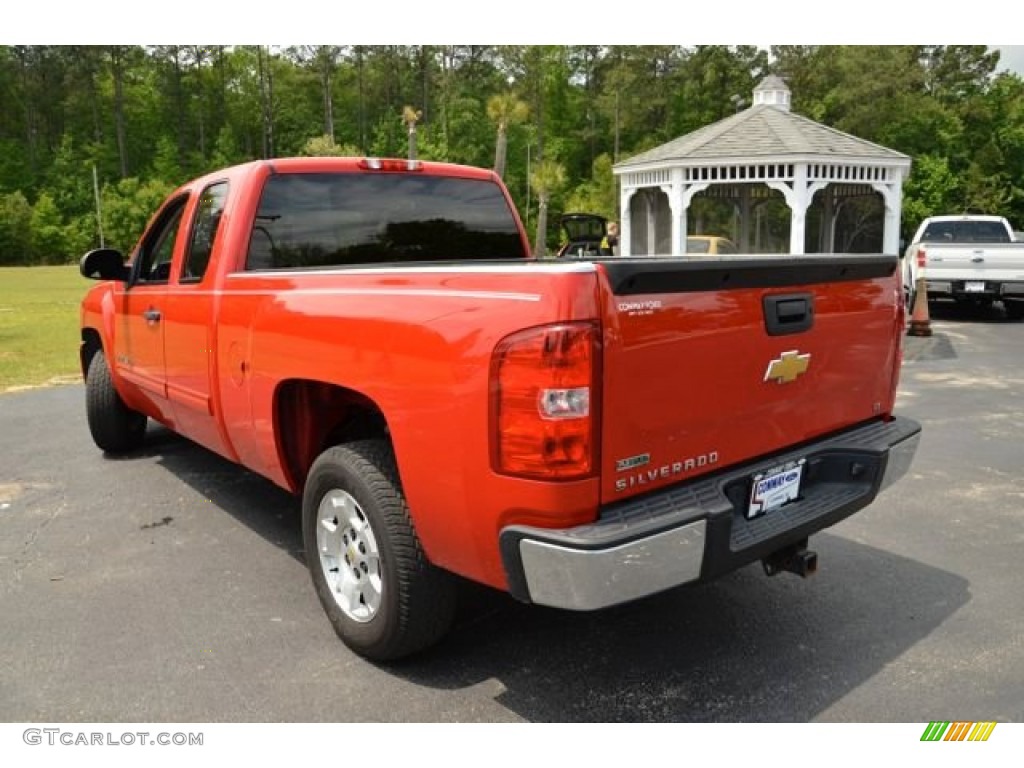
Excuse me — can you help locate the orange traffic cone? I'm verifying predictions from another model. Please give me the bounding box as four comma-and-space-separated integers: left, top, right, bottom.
908, 276, 932, 337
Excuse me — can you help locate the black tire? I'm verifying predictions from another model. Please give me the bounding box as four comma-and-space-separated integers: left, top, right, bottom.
302, 440, 456, 661
85, 349, 147, 453
1004, 300, 1024, 321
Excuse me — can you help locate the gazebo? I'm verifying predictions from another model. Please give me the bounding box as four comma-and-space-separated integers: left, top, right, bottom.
612, 76, 912, 257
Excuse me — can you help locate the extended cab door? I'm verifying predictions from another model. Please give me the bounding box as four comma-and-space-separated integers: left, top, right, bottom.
114, 195, 190, 424
162, 181, 234, 459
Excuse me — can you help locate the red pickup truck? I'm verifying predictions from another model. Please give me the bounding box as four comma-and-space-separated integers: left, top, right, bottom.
79, 156, 921, 660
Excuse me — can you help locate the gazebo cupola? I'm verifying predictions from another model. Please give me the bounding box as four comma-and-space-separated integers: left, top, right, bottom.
753, 75, 791, 110
612, 75, 912, 257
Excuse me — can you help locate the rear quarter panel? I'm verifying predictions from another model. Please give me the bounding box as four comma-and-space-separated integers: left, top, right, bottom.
220, 265, 604, 589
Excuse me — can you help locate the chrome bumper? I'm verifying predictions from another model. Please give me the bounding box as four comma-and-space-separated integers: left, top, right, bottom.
878, 430, 920, 493
518, 521, 707, 611
500, 416, 921, 611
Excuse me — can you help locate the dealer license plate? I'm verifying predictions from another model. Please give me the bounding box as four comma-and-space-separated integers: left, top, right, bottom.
965, 281, 986, 293
747, 459, 805, 519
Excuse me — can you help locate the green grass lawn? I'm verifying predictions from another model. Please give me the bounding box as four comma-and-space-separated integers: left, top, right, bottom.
0, 265, 89, 391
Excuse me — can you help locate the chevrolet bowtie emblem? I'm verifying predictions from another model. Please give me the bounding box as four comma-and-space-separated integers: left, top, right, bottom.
764, 350, 811, 384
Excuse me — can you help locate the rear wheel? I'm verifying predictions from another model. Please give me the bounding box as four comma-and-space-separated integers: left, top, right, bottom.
302, 440, 456, 661
85, 350, 147, 453
1005, 300, 1024, 321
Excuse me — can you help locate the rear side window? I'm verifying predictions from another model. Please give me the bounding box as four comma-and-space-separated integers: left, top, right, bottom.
246, 173, 525, 270
183, 181, 228, 282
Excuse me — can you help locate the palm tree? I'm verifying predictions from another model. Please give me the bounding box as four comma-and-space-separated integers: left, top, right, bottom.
402, 105, 422, 161
486, 92, 529, 179
530, 159, 566, 257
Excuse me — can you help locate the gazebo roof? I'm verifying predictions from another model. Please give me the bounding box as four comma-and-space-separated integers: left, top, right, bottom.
615, 102, 911, 169
611, 77, 911, 258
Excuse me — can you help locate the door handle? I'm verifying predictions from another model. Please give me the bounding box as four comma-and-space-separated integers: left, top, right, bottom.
143, 308, 162, 324
763, 293, 814, 336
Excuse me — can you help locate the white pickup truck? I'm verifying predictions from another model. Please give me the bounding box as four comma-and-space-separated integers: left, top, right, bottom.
903, 215, 1024, 319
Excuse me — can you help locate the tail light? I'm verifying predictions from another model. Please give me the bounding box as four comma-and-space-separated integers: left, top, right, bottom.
916, 248, 926, 269
490, 322, 600, 480
358, 157, 422, 172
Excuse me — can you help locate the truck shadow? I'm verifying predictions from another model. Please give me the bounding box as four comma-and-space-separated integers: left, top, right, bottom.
405, 538, 969, 722
927, 299, 1020, 324
135, 424, 305, 557
139, 425, 968, 722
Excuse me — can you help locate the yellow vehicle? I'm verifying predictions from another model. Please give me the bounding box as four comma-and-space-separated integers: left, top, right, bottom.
686, 235, 738, 255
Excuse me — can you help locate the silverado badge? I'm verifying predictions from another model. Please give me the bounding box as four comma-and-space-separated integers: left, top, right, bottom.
764, 350, 811, 384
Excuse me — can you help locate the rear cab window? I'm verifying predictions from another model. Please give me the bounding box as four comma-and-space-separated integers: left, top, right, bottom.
246, 172, 525, 270
921, 220, 1012, 243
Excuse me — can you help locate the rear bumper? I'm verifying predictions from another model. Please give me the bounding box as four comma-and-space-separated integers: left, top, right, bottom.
926, 279, 1024, 299
499, 416, 921, 610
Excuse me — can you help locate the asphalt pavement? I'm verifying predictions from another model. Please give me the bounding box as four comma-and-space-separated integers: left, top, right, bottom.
1, 301, 1022, 722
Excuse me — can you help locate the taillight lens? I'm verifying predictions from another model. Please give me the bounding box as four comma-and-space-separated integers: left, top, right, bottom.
916, 248, 926, 269
491, 322, 600, 480
358, 157, 422, 172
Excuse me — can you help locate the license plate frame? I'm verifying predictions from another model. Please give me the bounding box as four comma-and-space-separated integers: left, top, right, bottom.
747, 459, 805, 519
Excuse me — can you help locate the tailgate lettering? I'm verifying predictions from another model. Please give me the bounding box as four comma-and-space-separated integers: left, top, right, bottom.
617, 300, 662, 316
614, 451, 719, 492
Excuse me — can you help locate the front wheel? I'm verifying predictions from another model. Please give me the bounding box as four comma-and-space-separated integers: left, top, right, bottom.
85, 349, 147, 453
302, 440, 456, 661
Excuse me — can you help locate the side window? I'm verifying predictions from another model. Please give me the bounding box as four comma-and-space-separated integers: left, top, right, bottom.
135, 197, 188, 284
183, 182, 228, 282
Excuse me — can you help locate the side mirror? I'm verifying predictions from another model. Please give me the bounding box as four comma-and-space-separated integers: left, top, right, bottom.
80, 248, 129, 281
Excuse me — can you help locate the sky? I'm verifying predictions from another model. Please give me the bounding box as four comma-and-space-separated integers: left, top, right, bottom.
994, 46, 1024, 75
4, 3, 1024, 78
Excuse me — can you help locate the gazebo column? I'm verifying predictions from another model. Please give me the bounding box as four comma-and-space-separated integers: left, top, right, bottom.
657, 184, 674, 256
768, 167, 814, 255
665, 169, 685, 256
619, 188, 636, 257
679, 182, 709, 256
871, 180, 903, 256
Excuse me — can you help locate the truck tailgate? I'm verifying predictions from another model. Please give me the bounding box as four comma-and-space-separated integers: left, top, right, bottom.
924, 243, 1024, 282
596, 256, 901, 504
